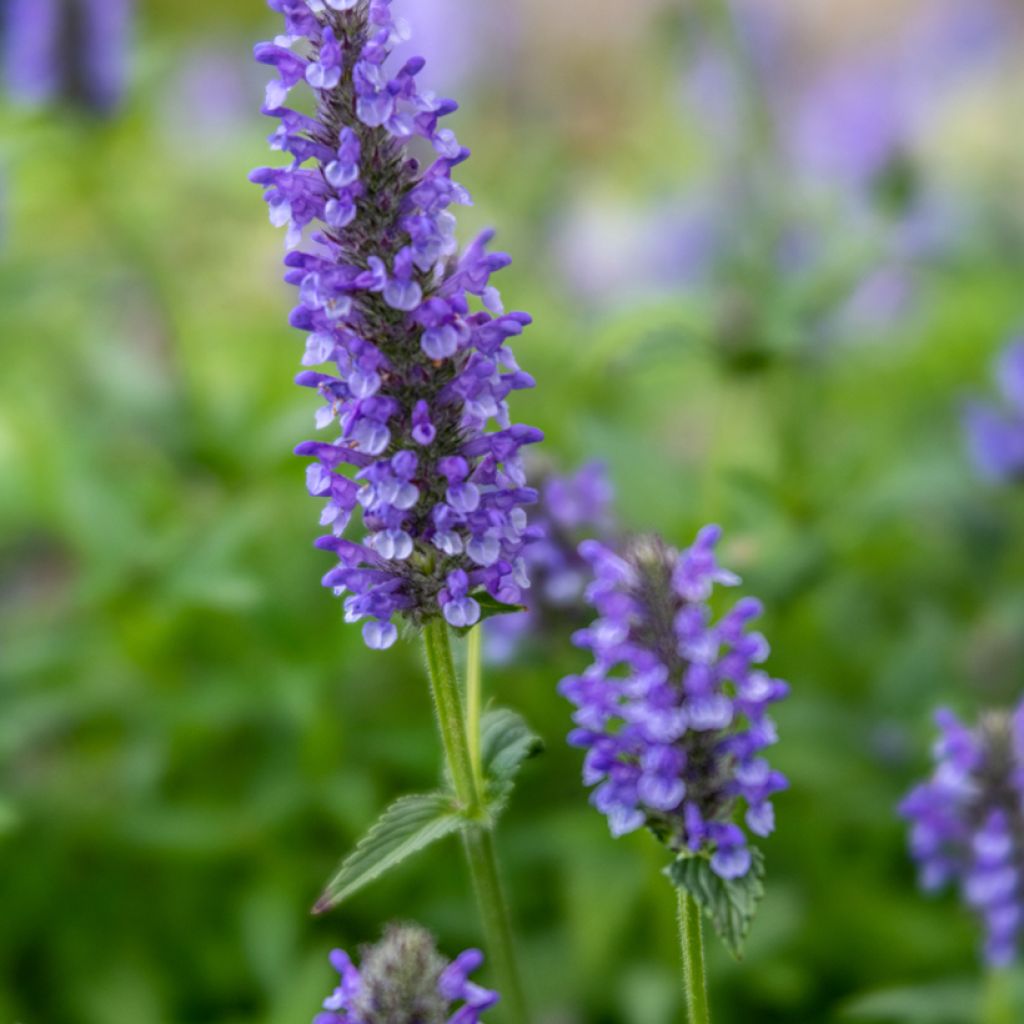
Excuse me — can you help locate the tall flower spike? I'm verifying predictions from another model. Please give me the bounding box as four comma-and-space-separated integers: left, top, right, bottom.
900, 706, 1024, 967
559, 526, 789, 879
252, 0, 542, 650
314, 923, 499, 1024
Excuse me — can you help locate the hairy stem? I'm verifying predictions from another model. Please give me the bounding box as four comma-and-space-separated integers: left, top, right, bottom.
422, 619, 529, 1023
677, 888, 711, 1024
466, 626, 485, 793
423, 618, 477, 812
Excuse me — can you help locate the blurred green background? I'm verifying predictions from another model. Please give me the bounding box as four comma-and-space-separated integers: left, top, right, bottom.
2, 0, 1024, 1021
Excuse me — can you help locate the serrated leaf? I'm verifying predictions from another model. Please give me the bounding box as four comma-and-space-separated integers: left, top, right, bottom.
665, 847, 765, 960
313, 792, 462, 914
482, 707, 544, 783
480, 707, 543, 812
449, 593, 527, 636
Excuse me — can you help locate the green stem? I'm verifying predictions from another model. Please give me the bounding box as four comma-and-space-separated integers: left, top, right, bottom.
466, 626, 485, 794
463, 825, 528, 1022
677, 888, 711, 1024
983, 967, 1014, 1024
421, 619, 529, 1023
422, 618, 476, 811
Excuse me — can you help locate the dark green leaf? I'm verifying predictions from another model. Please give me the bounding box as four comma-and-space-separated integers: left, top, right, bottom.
480, 707, 544, 812
313, 792, 462, 914
665, 847, 766, 960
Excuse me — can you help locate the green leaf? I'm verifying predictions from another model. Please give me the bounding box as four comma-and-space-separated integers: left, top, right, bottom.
449, 593, 526, 635
313, 792, 462, 914
665, 847, 766, 960
480, 707, 544, 812
840, 980, 980, 1023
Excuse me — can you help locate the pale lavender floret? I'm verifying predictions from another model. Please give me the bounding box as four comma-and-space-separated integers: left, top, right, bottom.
964, 337, 1024, 483
560, 527, 789, 879
314, 926, 498, 1024
252, 0, 542, 649
900, 705, 1024, 966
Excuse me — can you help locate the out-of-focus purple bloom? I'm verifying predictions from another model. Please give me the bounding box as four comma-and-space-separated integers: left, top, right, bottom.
162, 45, 255, 150
252, 1, 542, 649
555, 191, 721, 309
786, 0, 1016, 199
787, 58, 916, 193
964, 338, 1024, 483
390, 0, 518, 94
900, 707, 1024, 966
560, 527, 789, 879
486, 462, 616, 663
314, 923, 499, 1024
3, 0, 61, 104
2, 0, 133, 112
830, 263, 917, 338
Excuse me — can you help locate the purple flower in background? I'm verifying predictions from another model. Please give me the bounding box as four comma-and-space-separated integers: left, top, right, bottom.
787, 57, 916, 194
486, 462, 616, 663
2, 0, 133, 112
252, 1, 542, 650
389, 0, 518, 94
315, 923, 499, 1024
560, 527, 788, 879
900, 707, 1024, 966
964, 338, 1024, 483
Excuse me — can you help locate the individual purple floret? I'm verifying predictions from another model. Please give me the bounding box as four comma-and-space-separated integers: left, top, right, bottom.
315, 923, 499, 1024
486, 461, 616, 662
559, 527, 789, 880
2, 0, 133, 112
252, 1, 542, 649
964, 337, 1024, 483
900, 706, 1024, 966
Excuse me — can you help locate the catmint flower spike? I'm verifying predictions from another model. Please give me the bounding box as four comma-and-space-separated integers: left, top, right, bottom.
901, 706, 1024, 966
560, 526, 789, 879
253, 0, 542, 650
315, 923, 499, 1024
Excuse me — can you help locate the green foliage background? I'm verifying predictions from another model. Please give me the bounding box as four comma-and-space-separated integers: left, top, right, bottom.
2, 1, 1024, 1021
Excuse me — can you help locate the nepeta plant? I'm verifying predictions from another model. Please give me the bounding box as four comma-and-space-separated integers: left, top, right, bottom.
964, 337, 1024, 483
251, 0, 541, 652
561, 526, 788, 1019
901, 707, 1024, 967
252, 3, 540, 1020
316, 924, 498, 1024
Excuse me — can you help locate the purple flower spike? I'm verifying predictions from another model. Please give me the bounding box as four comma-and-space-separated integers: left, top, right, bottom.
253, 0, 542, 649
964, 336, 1024, 483
560, 529, 789, 879
314, 924, 498, 1024
901, 706, 1024, 967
